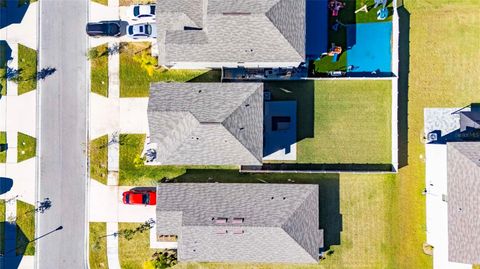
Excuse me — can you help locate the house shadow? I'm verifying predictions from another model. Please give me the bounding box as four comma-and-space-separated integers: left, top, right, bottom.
0, 0, 30, 29
187, 69, 222, 82
0, 177, 13, 195
244, 163, 394, 172
397, 5, 410, 168
172, 169, 342, 251
0, 221, 30, 269
264, 81, 314, 142
0, 40, 12, 67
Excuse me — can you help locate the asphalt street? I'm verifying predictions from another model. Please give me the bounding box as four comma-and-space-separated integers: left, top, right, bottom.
37, 0, 88, 268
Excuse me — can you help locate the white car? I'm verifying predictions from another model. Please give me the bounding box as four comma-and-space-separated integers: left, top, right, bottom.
127, 5, 156, 21
126, 23, 157, 39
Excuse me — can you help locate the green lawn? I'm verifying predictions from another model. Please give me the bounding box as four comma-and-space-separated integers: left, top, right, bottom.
125, 173, 397, 269
16, 200, 35, 256
18, 0, 37, 6
0, 132, 6, 163
118, 222, 157, 269
17, 132, 36, 163
391, 1, 479, 268
0, 199, 5, 255
119, 42, 220, 97
266, 80, 392, 164
91, 0, 108, 5
89, 222, 108, 269
119, 134, 236, 186
91, 44, 109, 97
17, 44, 37, 95
90, 135, 108, 185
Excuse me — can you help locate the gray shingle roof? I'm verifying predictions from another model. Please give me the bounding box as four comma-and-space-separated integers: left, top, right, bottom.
447, 142, 480, 264
156, 183, 323, 263
156, 0, 305, 66
148, 83, 263, 165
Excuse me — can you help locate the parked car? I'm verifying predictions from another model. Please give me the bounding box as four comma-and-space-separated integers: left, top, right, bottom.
127, 5, 156, 21
86, 21, 121, 37
122, 190, 156, 205
126, 23, 157, 39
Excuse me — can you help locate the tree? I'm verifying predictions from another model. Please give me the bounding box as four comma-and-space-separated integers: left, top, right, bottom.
133, 51, 157, 76
150, 249, 178, 269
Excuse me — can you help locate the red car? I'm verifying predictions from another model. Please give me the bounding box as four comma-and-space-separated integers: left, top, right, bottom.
122, 190, 156, 205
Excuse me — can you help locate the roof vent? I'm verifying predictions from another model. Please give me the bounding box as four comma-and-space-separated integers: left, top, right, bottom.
216, 230, 228, 234
214, 217, 228, 224
233, 229, 244, 234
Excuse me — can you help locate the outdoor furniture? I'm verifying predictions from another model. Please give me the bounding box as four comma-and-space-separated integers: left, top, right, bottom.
355, 4, 368, 13
374, 0, 387, 9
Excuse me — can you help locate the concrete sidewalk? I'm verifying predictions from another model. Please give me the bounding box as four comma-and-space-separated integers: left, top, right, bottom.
106, 222, 121, 269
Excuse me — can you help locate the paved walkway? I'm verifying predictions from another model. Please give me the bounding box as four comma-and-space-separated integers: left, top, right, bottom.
106, 222, 121, 269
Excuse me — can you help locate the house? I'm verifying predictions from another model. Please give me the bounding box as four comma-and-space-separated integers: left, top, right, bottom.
147, 82, 263, 165
155, 0, 306, 69
424, 106, 480, 269
155, 183, 323, 264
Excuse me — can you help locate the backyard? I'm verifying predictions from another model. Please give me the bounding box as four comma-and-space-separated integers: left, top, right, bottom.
312, 0, 393, 75
266, 80, 392, 165
119, 42, 220, 98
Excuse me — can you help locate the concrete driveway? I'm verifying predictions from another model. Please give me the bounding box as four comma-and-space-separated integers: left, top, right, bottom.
89, 179, 156, 223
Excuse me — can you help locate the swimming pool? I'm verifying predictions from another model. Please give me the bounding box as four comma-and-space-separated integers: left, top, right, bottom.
346, 22, 392, 75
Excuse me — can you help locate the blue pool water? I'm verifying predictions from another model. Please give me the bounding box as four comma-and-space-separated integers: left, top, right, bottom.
346, 22, 392, 75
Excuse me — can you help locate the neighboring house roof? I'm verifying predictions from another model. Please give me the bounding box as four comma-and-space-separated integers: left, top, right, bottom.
156, 183, 323, 263
447, 142, 480, 264
147, 83, 263, 165
460, 111, 480, 132
155, 0, 305, 65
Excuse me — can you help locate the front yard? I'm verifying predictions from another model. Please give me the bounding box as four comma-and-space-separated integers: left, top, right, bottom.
119, 42, 220, 98
118, 222, 157, 269
118, 134, 235, 186
90, 44, 109, 97
266, 80, 392, 165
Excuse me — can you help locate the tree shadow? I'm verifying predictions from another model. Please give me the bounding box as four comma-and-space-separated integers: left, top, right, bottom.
397, 5, 410, 168
171, 169, 342, 251
0, 0, 29, 29
0, 222, 29, 268
0, 40, 12, 67
0, 177, 13, 195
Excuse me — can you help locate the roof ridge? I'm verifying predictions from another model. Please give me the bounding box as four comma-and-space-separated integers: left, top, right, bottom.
265, 0, 305, 58
221, 85, 263, 163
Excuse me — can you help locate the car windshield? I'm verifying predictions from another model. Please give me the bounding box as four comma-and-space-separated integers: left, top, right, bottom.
146, 24, 152, 35
133, 6, 140, 16
150, 6, 155, 14
125, 194, 130, 204
128, 27, 133, 35
142, 194, 150, 204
